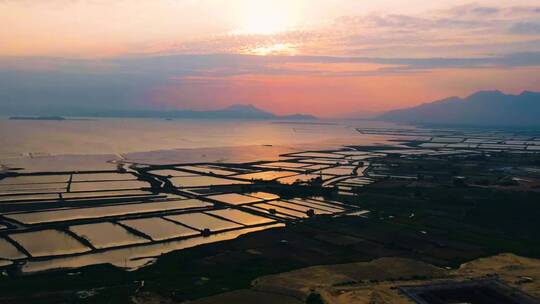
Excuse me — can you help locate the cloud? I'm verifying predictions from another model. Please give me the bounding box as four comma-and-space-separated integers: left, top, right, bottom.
2, 52, 540, 90
1, 52, 540, 116
4, 2, 539, 60
145, 4, 540, 59
510, 22, 540, 35
2, 2, 540, 116
444, 4, 540, 18
330, 5, 540, 58
470, 6, 499, 15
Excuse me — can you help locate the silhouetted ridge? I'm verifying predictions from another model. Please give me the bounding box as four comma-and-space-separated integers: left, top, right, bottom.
377, 90, 540, 127
61, 104, 317, 120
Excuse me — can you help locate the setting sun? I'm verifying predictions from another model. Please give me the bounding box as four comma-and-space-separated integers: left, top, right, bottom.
244, 43, 297, 55
232, 2, 299, 35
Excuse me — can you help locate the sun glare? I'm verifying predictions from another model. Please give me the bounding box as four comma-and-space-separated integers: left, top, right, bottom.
241, 13, 289, 35
244, 43, 297, 56
232, 2, 298, 35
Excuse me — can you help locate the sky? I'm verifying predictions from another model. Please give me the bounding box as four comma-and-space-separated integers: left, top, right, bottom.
1, 0, 540, 117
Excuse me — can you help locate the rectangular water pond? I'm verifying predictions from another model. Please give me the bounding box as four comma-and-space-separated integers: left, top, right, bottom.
70, 180, 149, 192
267, 201, 332, 215
318, 166, 356, 176
250, 203, 307, 218
119, 217, 199, 241
165, 213, 241, 232
234, 171, 297, 181
5, 199, 212, 224
206, 193, 262, 205
9, 229, 90, 257
61, 190, 155, 200
170, 176, 248, 188
0, 237, 26, 259
176, 166, 238, 176
257, 162, 309, 169
277, 174, 333, 185
285, 199, 344, 213
299, 159, 346, 165
0, 175, 70, 185
0, 183, 67, 196
245, 192, 280, 201
149, 170, 197, 177
71, 173, 137, 182
0, 193, 60, 202
70, 222, 148, 249
206, 209, 276, 226
290, 152, 345, 159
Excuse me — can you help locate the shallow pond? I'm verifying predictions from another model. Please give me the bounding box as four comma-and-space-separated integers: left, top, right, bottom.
5, 199, 211, 224
206, 193, 262, 205
170, 175, 248, 187
0, 237, 26, 259
20, 224, 285, 273
234, 171, 297, 181
70, 222, 148, 249
250, 203, 307, 218
9, 229, 89, 257
70, 180, 148, 192
119, 217, 199, 241
206, 209, 275, 226
71, 173, 137, 182
165, 212, 241, 232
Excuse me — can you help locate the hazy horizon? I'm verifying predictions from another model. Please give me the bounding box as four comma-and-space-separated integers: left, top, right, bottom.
2, 1, 540, 117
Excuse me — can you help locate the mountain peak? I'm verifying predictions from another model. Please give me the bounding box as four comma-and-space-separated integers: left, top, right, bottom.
467, 90, 504, 99
223, 104, 266, 113
377, 90, 540, 127
225, 104, 257, 110
520, 90, 538, 97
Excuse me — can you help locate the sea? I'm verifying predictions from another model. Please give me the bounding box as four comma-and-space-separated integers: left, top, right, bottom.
0, 118, 405, 171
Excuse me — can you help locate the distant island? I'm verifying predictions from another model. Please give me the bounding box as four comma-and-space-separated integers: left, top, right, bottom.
70, 104, 316, 120
377, 90, 540, 127
9, 116, 66, 121
157, 104, 317, 120
6, 105, 317, 121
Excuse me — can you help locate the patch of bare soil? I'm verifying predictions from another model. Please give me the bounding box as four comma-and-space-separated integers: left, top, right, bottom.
191, 254, 540, 304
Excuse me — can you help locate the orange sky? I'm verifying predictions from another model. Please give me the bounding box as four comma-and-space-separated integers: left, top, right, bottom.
1, 0, 540, 117
146, 67, 540, 116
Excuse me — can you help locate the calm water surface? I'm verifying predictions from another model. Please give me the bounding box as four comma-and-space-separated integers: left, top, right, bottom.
0, 118, 400, 156
0, 118, 396, 272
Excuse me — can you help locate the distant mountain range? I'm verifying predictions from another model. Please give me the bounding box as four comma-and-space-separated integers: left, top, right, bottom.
377, 90, 540, 127
7, 104, 317, 121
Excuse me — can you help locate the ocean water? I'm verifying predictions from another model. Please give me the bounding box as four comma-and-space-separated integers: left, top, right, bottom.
0, 118, 402, 272
0, 118, 398, 156
0, 118, 404, 172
